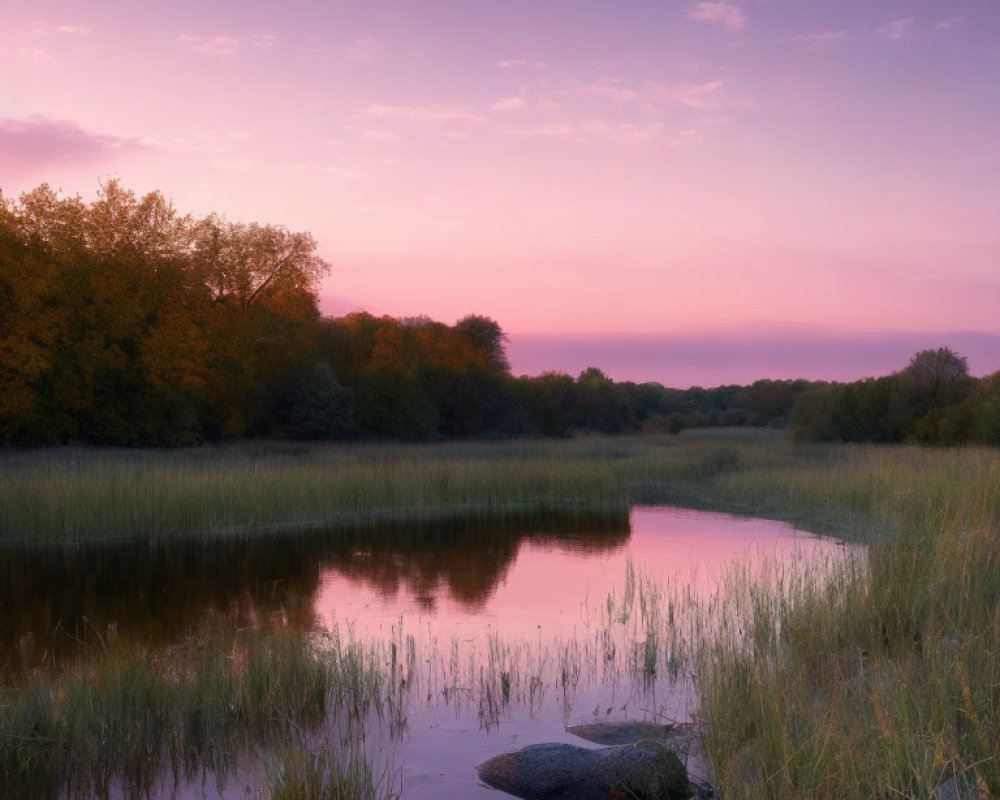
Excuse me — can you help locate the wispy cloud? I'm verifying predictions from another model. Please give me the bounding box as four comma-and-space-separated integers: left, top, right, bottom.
0, 116, 139, 179
935, 16, 964, 31
364, 103, 485, 124
505, 120, 674, 146
28, 23, 92, 36
686, 2, 746, 30
346, 36, 379, 62
248, 34, 276, 49
651, 79, 726, 110
877, 18, 914, 41
506, 123, 575, 139
491, 97, 527, 112
495, 59, 549, 69
13, 46, 53, 65
212, 157, 251, 171
180, 34, 239, 56
579, 81, 639, 104
786, 29, 848, 46
177, 33, 275, 56
364, 129, 400, 142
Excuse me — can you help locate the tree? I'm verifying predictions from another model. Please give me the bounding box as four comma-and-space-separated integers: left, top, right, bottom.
893, 348, 973, 439
454, 315, 510, 373
283, 361, 355, 439
193, 216, 330, 315
900, 348, 970, 405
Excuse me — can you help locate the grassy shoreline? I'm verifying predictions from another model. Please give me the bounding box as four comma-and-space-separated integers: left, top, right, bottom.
0, 433, 764, 547
4, 432, 1000, 798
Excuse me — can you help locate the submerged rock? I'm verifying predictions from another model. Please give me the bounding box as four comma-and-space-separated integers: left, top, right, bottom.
567, 720, 680, 746
476, 740, 693, 800
567, 721, 713, 798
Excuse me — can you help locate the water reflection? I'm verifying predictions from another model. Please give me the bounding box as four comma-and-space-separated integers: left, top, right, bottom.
0, 511, 629, 677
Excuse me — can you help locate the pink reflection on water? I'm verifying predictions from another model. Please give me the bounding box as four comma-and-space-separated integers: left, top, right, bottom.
312, 506, 847, 642
307, 506, 853, 800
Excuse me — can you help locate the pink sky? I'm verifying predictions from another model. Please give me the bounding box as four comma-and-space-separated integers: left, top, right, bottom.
2, 0, 998, 385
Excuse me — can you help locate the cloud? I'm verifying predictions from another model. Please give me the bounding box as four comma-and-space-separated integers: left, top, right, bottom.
652, 79, 726, 110
179, 34, 239, 56
579, 82, 639, 104
364, 129, 400, 142
686, 2, 746, 30
28, 23, 92, 36
364, 103, 485, 124
506, 123, 575, 139
14, 47, 52, 64
495, 59, 548, 68
877, 18, 914, 41
248, 34, 276, 49
935, 17, 964, 31
212, 157, 251, 171
608, 121, 664, 144
491, 97, 527, 112
346, 36, 380, 62
0, 116, 139, 179
786, 29, 848, 45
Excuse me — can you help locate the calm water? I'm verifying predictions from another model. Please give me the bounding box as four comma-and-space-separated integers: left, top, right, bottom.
3, 506, 855, 799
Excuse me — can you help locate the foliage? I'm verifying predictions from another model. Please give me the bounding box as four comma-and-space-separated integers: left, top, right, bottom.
788, 348, 993, 446
0, 182, 329, 444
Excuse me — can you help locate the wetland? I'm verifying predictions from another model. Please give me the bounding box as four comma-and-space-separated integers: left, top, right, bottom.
4, 432, 1000, 799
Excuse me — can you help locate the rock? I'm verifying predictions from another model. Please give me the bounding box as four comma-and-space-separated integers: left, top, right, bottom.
476, 741, 692, 800
567, 721, 676, 746
567, 721, 714, 798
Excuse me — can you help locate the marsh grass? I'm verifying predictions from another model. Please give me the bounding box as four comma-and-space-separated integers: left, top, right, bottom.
0, 622, 386, 800
263, 742, 398, 800
0, 435, 770, 547
674, 442, 1000, 799
6, 433, 1000, 799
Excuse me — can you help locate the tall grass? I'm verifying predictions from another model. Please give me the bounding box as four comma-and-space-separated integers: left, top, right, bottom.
6, 433, 1000, 798
0, 434, 790, 547
673, 442, 1000, 798
0, 623, 388, 800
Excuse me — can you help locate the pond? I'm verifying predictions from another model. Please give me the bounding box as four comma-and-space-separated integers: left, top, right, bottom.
2, 506, 855, 799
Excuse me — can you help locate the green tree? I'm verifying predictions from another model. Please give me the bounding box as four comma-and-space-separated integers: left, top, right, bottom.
454, 314, 510, 373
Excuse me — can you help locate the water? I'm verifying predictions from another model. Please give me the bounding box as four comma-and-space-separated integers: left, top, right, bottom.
1, 506, 855, 798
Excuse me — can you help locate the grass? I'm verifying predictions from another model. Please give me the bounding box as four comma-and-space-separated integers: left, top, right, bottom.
0, 434, 773, 547
667, 442, 1000, 799
4, 432, 1000, 798
0, 622, 388, 800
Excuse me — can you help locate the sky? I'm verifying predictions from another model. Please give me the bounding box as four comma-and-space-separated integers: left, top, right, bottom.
2, 0, 999, 386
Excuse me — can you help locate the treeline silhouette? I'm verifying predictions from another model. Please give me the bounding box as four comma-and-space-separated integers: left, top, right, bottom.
0, 183, 813, 445
788, 348, 1000, 445
2, 183, 994, 446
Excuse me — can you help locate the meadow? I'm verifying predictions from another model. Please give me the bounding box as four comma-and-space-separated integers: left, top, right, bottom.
3, 432, 1000, 798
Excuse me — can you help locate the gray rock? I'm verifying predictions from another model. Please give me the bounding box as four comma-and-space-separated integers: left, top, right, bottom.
567, 721, 713, 798
477, 741, 692, 800
567, 721, 676, 746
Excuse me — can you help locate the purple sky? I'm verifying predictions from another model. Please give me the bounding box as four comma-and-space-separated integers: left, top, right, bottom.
507, 328, 1000, 387
2, 0, 999, 386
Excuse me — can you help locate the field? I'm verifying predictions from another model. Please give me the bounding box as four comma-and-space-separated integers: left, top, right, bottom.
3, 432, 1000, 798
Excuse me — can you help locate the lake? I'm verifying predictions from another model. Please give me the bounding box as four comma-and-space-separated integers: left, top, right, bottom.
3, 505, 854, 799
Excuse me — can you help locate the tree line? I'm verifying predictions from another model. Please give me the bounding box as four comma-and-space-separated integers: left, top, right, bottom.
2, 183, 991, 446
788, 348, 1000, 445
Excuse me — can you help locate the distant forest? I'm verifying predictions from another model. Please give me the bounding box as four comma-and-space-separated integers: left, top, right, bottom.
1, 183, 997, 447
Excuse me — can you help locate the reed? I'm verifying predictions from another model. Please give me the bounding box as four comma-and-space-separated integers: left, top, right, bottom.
6, 433, 1000, 798
674, 443, 1000, 798
0, 623, 387, 800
